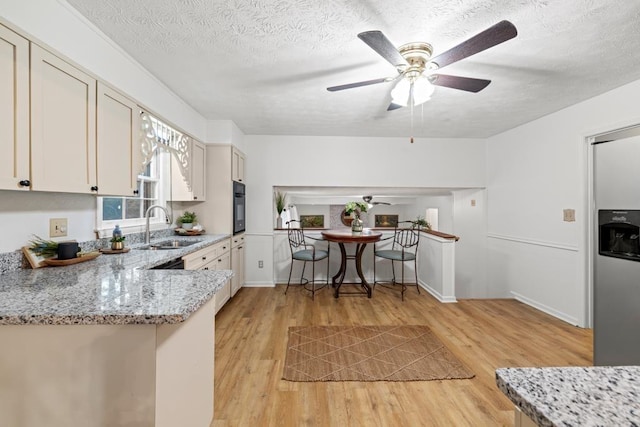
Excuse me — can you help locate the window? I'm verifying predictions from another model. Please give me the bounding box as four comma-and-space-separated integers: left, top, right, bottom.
96, 112, 185, 237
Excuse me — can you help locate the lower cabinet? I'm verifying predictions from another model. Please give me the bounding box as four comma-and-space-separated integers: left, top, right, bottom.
182, 239, 232, 314
231, 234, 245, 297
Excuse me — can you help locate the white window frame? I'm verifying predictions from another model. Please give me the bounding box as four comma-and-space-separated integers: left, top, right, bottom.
95, 150, 170, 238
95, 115, 188, 238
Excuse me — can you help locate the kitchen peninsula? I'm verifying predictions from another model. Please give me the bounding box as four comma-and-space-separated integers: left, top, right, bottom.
0, 234, 231, 427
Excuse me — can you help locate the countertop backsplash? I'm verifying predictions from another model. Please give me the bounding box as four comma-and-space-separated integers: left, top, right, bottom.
0, 228, 176, 275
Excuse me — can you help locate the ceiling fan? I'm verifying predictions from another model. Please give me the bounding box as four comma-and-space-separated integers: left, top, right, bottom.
327, 20, 518, 111
362, 195, 391, 206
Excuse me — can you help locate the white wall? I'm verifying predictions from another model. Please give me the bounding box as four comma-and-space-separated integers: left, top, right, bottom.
452, 189, 487, 298
244, 135, 486, 286
486, 78, 640, 327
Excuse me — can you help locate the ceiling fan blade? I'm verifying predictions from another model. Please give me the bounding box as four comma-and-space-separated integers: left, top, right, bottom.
387, 102, 403, 111
358, 31, 408, 67
327, 77, 390, 92
430, 20, 517, 69
431, 74, 491, 92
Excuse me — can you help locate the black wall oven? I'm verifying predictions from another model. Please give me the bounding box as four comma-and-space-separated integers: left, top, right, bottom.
233, 181, 245, 235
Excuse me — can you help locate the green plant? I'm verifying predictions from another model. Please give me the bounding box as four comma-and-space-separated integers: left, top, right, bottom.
275, 191, 287, 215
344, 201, 368, 216
412, 216, 431, 230
29, 235, 58, 257
178, 211, 197, 224
110, 236, 126, 243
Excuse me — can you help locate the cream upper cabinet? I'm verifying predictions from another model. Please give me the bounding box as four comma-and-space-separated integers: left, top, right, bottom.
232, 147, 245, 183
97, 82, 142, 196
30, 44, 97, 194
191, 140, 206, 201
0, 24, 29, 190
170, 139, 206, 202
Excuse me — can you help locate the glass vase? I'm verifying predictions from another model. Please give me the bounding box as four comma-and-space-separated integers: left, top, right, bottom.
351, 216, 363, 233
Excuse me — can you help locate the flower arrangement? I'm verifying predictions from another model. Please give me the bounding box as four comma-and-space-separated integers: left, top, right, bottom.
344, 201, 368, 217
110, 235, 126, 243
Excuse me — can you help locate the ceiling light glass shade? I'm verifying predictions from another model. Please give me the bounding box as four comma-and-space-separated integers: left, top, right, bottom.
391, 75, 435, 107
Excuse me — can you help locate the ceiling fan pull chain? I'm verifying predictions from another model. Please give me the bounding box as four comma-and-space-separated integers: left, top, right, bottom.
410, 82, 415, 143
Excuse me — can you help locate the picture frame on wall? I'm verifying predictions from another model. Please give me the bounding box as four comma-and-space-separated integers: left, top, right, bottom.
374, 214, 398, 228
300, 215, 325, 228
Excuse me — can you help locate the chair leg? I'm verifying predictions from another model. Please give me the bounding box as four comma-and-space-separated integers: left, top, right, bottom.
300, 261, 307, 287
414, 258, 420, 294
311, 260, 315, 300
400, 259, 406, 301
285, 258, 295, 295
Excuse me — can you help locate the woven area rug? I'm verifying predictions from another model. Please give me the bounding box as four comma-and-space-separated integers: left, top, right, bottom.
282, 325, 474, 382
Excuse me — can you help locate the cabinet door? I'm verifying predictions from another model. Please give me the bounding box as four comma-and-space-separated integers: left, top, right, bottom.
231, 244, 244, 297
191, 140, 206, 201
232, 147, 245, 183
97, 82, 141, 196
0, 25, 29, 190
31, 44, 97, 193
170, 139, 206, 201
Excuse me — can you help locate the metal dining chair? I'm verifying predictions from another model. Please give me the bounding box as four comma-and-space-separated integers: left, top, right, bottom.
373, 221, 420, 300
284, 220, 330, 300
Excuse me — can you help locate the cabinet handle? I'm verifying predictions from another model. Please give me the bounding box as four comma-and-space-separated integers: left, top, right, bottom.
133, 190, 139, 195
204, 267, 209, 270
193, 196, 198, 200
18, 180, 31, 187
202, 256, 207, 261
90, 185, 98, 192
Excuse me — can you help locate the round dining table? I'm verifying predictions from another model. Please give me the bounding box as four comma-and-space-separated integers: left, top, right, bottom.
320, 228, 382, 298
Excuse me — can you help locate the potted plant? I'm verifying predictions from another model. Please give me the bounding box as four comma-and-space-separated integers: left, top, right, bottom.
344, 201, 368, 232
275, 191, 287, 229
412, 216, 431, 230
110, 235, 126, 250
178, 211, 197, 230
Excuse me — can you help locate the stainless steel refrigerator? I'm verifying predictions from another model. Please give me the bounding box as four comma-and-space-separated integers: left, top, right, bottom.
593, 133, 640, 365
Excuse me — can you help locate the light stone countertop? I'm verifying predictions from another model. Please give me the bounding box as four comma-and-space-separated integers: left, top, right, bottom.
0, 234, 232, 326
496, 366, 640, 426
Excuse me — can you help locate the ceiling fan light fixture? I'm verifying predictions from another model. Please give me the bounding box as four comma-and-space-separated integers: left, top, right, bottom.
391, 75, 434, 107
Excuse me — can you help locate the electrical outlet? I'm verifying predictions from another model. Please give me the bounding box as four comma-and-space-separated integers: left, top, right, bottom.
49, 218, 68, 237
258, 260, 264, 268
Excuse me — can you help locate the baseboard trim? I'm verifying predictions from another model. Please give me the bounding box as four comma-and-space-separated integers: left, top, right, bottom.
511, 291, 580, 326
419, 281, 457, 303
487, 233, 578, 252
242, 281, 275, 288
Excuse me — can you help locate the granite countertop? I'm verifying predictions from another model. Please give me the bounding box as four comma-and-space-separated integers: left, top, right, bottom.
496, 366, 640, 426
0, 234, 232, 326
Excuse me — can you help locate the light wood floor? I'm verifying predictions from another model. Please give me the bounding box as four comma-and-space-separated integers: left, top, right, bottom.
213, 284, 592, 426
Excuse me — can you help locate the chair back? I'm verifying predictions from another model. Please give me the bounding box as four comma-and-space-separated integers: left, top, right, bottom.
286, 220, 306, 251
393, 221, 420, 252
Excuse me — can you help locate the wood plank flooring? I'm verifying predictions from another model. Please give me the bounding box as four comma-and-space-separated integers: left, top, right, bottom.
212, 284, 592, 426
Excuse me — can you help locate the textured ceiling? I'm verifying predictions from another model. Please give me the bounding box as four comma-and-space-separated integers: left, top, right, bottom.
65, 0, 640, 138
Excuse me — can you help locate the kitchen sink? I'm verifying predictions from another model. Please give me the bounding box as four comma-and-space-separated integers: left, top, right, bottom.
137, 240, 201, 250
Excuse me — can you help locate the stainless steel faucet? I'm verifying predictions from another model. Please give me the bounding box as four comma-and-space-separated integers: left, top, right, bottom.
145, 205, 172, 244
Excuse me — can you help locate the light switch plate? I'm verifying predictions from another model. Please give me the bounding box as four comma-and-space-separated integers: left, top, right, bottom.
563, 209, 576, 222
50, 218, 68, 237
